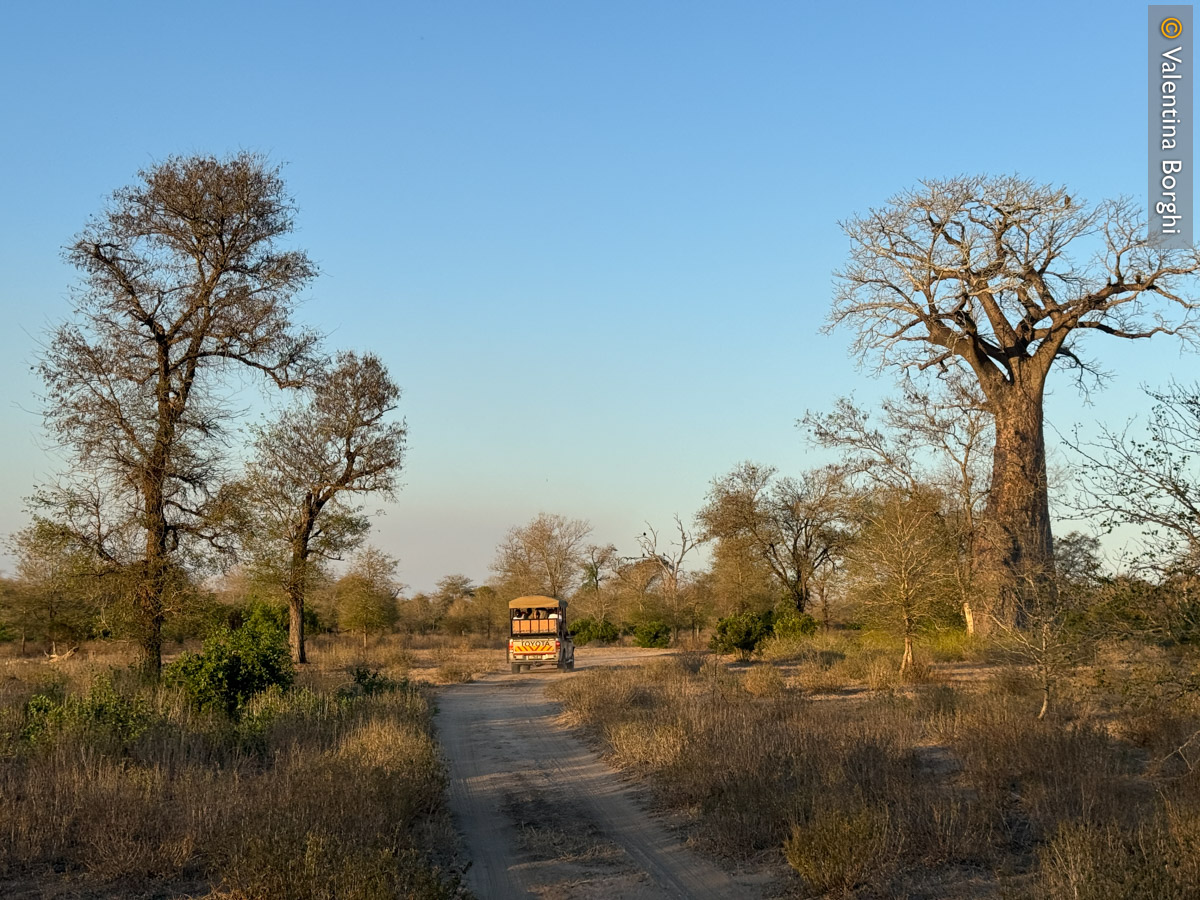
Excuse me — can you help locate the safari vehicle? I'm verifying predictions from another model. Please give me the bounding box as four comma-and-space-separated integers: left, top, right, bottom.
508, 596, 575, 673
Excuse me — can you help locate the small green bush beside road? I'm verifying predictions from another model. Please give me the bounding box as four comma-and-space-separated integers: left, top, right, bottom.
164, 617, 295, 718
633, 620, 672, 648
710, 611, 775, 659
569, 616, 621, 645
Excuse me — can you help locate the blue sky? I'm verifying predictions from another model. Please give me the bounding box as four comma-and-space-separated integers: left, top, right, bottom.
0, 1, 1188, 591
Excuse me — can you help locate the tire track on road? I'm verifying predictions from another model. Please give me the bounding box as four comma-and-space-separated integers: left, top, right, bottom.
437, 649, 751, 899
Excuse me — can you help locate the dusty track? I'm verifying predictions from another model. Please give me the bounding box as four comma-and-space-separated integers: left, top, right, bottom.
437, 648, 760, 899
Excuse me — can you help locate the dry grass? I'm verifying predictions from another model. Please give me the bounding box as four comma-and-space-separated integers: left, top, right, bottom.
743, 663, 786, 698
0, 637, 467, 899
552, 638, 1200, 898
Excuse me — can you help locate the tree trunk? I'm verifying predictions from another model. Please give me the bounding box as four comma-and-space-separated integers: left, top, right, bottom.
288, 594, 306, 664
287, 548, 308, 664
900, 633, 914, 673
136, 564, 165, 679
138, 507, 168, 679
1037, 681, 1050, 720
788, 580, 810, 615
137, 422, 173, 679
975, 388, 1056, 633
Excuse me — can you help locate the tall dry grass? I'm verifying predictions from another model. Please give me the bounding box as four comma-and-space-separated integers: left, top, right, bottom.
552, 640, 1200, 898
0, 639, 465, 899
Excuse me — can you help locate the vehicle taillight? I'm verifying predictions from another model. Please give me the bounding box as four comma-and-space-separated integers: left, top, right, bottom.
508, 640, 513, 650
555, 640, 560, 650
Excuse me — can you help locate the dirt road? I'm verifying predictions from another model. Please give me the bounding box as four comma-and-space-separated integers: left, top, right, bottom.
436, 648, 762, 899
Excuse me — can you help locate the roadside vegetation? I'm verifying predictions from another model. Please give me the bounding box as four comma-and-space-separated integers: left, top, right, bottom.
553, 629, 1200, 899
0, 630, 474, 899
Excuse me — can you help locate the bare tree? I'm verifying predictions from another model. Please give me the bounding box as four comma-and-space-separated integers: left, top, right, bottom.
697, 463, 848, 614
37, 154, 318, 675
989, 572, 1097, 720
604, 556, 659, 623
845, 488, 960, 673
704, 530, 778, 616
637, 517, 703, 640
804, 372, 992, 630
579, 543, 618, 595
491, 513, 592, 600
1070, 381, 1200, 574
573, 543, 622, 622
830, 176, 1200, 629
233, 351, 405, 663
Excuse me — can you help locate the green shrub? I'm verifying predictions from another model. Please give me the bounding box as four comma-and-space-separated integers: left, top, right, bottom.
338, 665, 402, 699
231, 598, 324, 636
22, 676, 151, 750
569, 616, 621, 646
165, 617, 294, 718
711, 611, 774, 660
568, 617, 593, 645
773, 610, 818, 639
20, 683, 66, 743
633, 620, 672, 648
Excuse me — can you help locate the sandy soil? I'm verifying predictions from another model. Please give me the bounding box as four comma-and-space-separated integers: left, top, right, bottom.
436, 647, 766, 900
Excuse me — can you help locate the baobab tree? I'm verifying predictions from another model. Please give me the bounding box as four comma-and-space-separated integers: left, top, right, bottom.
830, 175, 1200, 628
38, 153, 318, 675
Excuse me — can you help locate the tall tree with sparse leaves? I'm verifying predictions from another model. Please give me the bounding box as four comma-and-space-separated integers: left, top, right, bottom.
845, 488, 960, 673
37, 153, 318, 676
698, 463, 848, 614
491, 513, 592, 600
234, 351, 406, 663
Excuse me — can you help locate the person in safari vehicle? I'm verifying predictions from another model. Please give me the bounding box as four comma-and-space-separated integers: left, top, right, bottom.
508, 596, 575, 673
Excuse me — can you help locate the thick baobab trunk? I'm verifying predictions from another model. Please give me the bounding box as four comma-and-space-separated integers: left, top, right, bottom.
976, 388, 1056, 632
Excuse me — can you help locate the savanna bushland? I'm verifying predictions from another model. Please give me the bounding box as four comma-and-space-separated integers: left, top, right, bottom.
5, 169, 1200, 898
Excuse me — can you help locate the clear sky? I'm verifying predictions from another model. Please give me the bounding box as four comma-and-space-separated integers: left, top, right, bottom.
0, 1, 1190, 592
